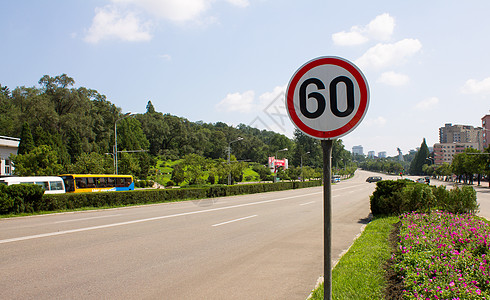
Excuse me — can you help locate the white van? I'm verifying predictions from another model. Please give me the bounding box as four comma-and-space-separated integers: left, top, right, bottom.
0, 176, 65, 194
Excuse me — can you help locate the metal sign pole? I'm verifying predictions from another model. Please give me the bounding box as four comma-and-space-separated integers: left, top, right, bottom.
322, 139, 333, 300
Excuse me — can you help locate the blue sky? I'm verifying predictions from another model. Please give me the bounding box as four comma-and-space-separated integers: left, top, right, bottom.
2, 0, 490, 156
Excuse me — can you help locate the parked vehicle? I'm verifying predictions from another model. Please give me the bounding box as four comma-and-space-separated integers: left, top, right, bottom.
366, 176, 382, 183
331, 175, 341, 183
0, 176, 65, 194
60, 174, 134, 193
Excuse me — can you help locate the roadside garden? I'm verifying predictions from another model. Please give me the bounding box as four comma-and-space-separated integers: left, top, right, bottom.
310, 179, 488, 299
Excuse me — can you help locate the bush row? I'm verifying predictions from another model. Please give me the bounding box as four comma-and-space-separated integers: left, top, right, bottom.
135, 180, 155, 188
370, 180, 478, 216
2, 180, 322, 215
0, 184, 45, 214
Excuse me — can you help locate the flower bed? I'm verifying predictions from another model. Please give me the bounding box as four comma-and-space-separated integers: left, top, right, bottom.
393, 212, 490, 299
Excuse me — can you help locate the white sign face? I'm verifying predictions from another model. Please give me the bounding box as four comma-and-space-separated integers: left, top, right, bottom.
286, 56, 369, 139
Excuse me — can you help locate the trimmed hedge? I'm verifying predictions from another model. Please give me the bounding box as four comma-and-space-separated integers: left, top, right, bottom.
370, 180, 478, 216
10, 180, 322, 214
0, 184, 45, 214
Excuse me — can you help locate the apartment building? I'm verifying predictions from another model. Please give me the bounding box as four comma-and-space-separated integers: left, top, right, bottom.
433, 142, 479, 165
352, 145, 363, 156
0, 136, 19, 176
439, 123, 483, 150
483, 114, 490, 150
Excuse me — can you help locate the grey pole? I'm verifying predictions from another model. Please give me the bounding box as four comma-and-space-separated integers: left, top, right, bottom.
322, 139, 333, 300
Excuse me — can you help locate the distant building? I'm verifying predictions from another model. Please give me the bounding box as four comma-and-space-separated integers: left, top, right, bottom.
378, 151, 387, 158
483, 114, 490, 150
367, 151, 376, 158
352, 145, 363, 156
433, 142, 479, 165
439, 123, 483, 150
0, 136, 19, 176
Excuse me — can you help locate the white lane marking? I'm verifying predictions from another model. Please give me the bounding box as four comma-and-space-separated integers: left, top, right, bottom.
0, 191, 322, 245
300, 201, 315, 206
212, 215, 257, 227
54, 214, 122, 224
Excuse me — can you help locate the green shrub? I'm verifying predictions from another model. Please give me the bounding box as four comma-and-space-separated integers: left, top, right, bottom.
400, 183, 435, 213
0, 184, 14, 214
2, 184, 45, 214
446, 185, 478, 214
5, 180, 322, 215
370, 180, 479, 216
370, 180, 410, 216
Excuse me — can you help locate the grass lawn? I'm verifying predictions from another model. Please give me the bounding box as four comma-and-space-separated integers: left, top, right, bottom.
309, 216, 399, 300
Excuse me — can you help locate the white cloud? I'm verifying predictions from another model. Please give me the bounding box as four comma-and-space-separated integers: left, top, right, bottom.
85, 0, 249, 43
332, 13, 395, 46
366, 13, 395, 41
415, 97, 439, 111
461, 77, 490, 95
365, 116, 387, 127
258, 85, 286, 108
216, 90, 255, 113
84, 6, 152, 43
158, 54, 172, 61
332, 29, 368, 46
377, 71, 409, 86
225, 0, 250, 8
111, 0, 211, 22
110, 0, 247, 22
355, 38, 422, 70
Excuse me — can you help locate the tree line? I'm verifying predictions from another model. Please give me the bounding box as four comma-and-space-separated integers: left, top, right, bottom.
1, 74, 354, 181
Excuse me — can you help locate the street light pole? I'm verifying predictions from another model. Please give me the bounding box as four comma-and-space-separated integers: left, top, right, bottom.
227, 137, 243, 185
114, 112, 134, 175
274, 148, 288, 183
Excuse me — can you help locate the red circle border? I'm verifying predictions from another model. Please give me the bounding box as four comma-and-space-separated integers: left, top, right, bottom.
286, 57, 369, 139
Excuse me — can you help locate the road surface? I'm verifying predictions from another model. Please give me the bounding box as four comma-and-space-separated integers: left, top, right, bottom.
1, 170, 379, 299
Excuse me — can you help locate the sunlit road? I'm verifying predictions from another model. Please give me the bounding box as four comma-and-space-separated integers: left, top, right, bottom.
1, 170, 379, 300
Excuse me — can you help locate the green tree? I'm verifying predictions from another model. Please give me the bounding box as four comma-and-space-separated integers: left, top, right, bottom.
118, 152, 141, 176
409, 138, 430, 175
17, 122, 35, 155
171, 164, 185, 185
117, 117, 149, 151
292, 128, 321, 168
138, 101, 167, 156
251, 163, 271, 181
67, 152, 113, 174
181, 153, 209, 185
11, 145, 62, 176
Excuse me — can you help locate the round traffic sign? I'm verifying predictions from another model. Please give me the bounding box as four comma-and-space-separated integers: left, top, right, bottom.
286, 56, 369, 139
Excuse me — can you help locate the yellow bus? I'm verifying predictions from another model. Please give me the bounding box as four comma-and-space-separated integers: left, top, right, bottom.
60, 174, 134, 193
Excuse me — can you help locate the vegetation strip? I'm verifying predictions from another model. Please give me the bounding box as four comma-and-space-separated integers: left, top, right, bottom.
309, 216, 399, 299
1, 180, 322, 216
391, 212, 490, 299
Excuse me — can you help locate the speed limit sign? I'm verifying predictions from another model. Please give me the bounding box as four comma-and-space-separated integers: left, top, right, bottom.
286, 56, 369, 139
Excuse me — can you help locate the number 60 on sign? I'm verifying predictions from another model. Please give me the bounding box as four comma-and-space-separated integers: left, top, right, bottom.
285, 56, 369, 140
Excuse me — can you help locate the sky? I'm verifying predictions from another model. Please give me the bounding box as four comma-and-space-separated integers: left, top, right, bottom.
1, 0, 490, 157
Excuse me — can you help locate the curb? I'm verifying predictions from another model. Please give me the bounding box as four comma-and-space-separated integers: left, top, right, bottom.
306, 215, 372, 299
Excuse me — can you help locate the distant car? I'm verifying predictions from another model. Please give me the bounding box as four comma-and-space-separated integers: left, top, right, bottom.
366, 176, 382, 183
416, 178, 426, 184
331, 175, 341, 183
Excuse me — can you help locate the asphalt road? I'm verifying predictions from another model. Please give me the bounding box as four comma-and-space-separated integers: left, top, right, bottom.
0, 170, 388, 299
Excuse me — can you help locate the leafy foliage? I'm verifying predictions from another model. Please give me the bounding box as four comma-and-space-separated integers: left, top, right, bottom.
370, 180, 478, 216
1, 75, 353, 180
